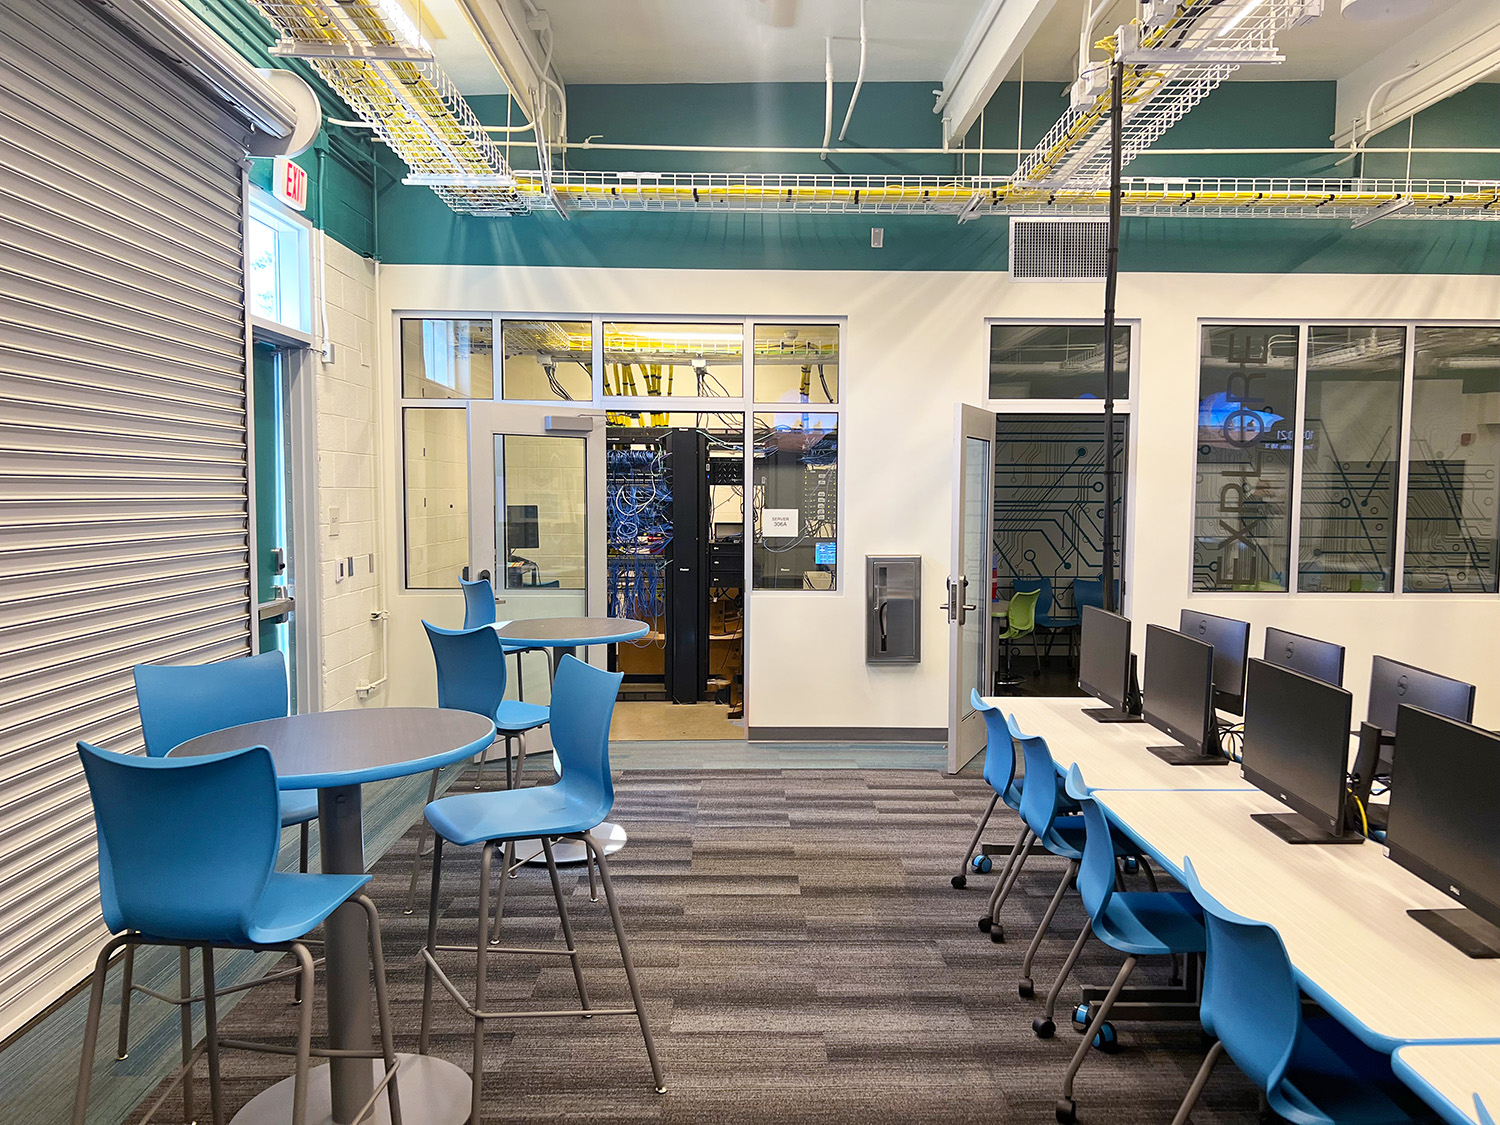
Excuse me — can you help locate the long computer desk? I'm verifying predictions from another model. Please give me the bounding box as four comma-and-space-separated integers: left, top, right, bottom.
1392, 1043, 1500, 1125
982, 696, 1255, 792
1093, 787, 1500, 1049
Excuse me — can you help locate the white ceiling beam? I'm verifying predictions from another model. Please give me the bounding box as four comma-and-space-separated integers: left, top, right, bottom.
1332, 0, 1500, 148
935, 0, 1057, 150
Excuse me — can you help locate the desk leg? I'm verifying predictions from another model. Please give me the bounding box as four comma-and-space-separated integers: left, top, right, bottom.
321, 785, 375, 1123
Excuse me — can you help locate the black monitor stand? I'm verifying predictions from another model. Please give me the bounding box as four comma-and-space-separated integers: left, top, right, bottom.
1084, 706, 1143, 724
1408, 908, 1500, 959
1148, 715, 1231, 767
1250, 811, 1365, 846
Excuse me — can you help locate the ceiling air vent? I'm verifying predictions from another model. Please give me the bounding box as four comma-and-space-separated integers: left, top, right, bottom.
1008, 218, 1109, 281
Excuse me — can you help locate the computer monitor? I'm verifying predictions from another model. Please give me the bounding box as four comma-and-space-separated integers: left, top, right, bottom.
506, 504, 540, 551
1367, 655, 1475, 736
1262, 627, 1345, 687
1240, 659, 1360, 845
1386, 705, 1500, 958
1079, 606, 1141, 723
1179, 609, 1251, 715
1142, 625, 1226, 766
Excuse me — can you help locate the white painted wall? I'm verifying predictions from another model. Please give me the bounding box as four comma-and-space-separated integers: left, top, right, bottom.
369, 266, 1500, 734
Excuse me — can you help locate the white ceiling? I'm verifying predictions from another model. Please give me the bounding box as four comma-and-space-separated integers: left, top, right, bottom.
405, 0, 1457, 94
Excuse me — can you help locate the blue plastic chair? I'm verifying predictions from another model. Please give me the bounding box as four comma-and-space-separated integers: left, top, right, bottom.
1478, 1096, 1495, 1125
1046, 765, 1206, 1123
953, 691, 1027, 889
1170, 856, 1437, 1125
126, 651, 317, 1052
461, 574, 544, 699
418, 656, 664, 1121
985, 717, 1146, 1000
1015, 576, 1070, 658
404, 621, 552, 912
72, 743, 399, 1125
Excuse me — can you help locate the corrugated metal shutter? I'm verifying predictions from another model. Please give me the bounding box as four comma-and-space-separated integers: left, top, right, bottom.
0, 0, 254, 1039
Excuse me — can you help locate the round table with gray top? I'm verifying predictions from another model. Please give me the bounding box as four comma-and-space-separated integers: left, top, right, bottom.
171, 707, 496, 1125
488, 617, 648, 865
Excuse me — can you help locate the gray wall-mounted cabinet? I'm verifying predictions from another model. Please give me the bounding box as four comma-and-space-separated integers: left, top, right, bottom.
866, 556, 921, 664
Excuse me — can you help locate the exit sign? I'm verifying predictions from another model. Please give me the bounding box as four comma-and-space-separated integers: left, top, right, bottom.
272, 156, 307, 211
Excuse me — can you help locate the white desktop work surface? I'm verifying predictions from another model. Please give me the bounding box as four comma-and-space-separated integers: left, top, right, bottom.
1393, 1043, 1500, 1125
1095, 788, 1500, 1049
980, 696, 1256, 792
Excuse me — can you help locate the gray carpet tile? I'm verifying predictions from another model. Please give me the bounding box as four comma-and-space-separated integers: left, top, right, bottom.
123, 769, 1268, 1124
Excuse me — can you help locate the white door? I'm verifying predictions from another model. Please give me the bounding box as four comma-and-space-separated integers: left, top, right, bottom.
948, 403, 997, 773
468, 404, 608, 669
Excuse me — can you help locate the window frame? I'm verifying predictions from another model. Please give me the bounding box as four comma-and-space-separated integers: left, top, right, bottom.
246, 187, 313, 344
982, 317, 1140, 411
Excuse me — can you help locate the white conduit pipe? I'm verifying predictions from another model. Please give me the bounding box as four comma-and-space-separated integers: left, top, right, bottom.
837, 0, 867, 142
821, 37, 834, 159
1336, 62, 1421, 166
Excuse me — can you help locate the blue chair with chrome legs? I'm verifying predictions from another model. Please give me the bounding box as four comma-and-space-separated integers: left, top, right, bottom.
122, 652, 316, 1056
72, 742, 400, 1125
461, 575, 544, 700
1170, 856, 1438, 1125
405, 621, 551, 912
1478, 1096, 1495, 1125
418, 656, 664, 1124
953, 690, 1027, 890
1046, 765, 1206, 1124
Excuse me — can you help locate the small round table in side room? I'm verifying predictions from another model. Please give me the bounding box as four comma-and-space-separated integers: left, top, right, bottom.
489, 616, 648, 865
172, 708, 496, 1125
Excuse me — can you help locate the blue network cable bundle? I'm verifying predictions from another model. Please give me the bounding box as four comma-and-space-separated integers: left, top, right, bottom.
606, 446, 672, 625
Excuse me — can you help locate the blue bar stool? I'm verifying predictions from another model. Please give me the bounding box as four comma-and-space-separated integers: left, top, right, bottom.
418, 656, 664, 1125
404, 621, 552, 913
461, 575, 544, 699
72, 743, 401, 1125
122, 652, 317, 1056
1171, 856, 1438, 1125
953, 690, 1029, 890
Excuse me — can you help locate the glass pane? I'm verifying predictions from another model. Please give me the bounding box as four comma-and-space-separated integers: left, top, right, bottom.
754, 323, 839, 404
1298, 326, 1404, 592
403, 408, 470, 589
1404, 326, 1500, 593
247, 214, 278, 323
989, 324, 1131, 400
752, 412, 838, 590
501, 319, 592, 401
499, 435, 586, 590
1194, 325, 1299, 591
963, 436, 990, 706
401, 318, 494, 399
603, 322, 743, 399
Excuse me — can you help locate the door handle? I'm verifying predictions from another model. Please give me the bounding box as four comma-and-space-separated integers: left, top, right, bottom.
479, 569, 492, 583
257, 595, 295, 622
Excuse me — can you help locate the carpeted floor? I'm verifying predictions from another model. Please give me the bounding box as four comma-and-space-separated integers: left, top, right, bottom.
134, 769, 1265, 1124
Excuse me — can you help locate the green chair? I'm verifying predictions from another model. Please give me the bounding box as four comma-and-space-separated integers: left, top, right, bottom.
996, 587, 1043, 688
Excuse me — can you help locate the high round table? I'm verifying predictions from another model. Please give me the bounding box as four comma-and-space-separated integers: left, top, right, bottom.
172, 708, 496, 1125
490, 617, 648, 864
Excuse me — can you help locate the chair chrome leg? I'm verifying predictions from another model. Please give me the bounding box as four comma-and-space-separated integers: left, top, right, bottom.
503, 735, 513, 790
291, 943, 315, 1125
73, 934, 129, 1125
1170, 1039, 1225, 1125
471, 842, 496, 1125
1020, 859, 1078, 986
420, 837, 444, 1055
983, 825, 1031, 921
586, 849, 599, 903
988, 830, 1037, 927
1042, 923, 1093, 1024
586, 834, 665, 1093
115, 940, 135, 1060
515, 731, 528, 789
1060, 955, 1137, 1101
475, 742, 489, 790
405, 772, 441, 915
178, 946, 196, 1125
958, 793, 1001, 880
540, 838, 592, 1013
201, 947, 226, 1125
293, 822, 311, 1005
357, 896, 403, 1125
488, 839, 516, 945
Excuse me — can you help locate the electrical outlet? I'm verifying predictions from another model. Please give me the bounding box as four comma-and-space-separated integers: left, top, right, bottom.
870, 227, 884, 248
329, 507, 340, 538
335, 559, 345, 584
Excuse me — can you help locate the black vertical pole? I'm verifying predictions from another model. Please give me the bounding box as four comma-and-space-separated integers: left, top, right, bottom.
1101, 58, 1124, 614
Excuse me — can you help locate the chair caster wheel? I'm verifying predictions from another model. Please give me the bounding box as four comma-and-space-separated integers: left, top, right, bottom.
977, 916, 992, 933
1018, 977, 1034, 999
989, 927, 1005, 944
971, 854, 993, 874
1123, 856, 1139, 875
1092, 1022, 1118, 1052
1033, 1017, 1055, 1039
952, 874, 968, 889
1071, 1002, 1092, 1033
1056, 1097, 1078, 1124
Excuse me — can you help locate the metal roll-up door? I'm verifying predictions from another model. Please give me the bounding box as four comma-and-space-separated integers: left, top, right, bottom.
0, 0, 256, 1039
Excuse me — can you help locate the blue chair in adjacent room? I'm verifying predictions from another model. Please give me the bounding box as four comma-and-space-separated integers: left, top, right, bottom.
72, 743, 400, 1125
1170, 856, 1437, 1125
461, 574, 544, 700
404, 621, 552, 912
1046, 766, 1206, 1124
417, 656, 664, 1124
1015, 576, 1069, 660
953, 690, 1028, 890
124, 651, 316, 1056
